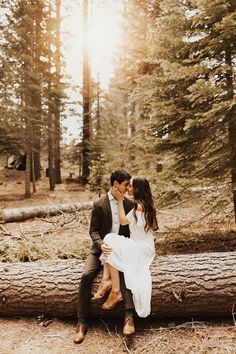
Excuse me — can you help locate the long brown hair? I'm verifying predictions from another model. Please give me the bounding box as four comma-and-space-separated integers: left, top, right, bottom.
132, 177, 158, 232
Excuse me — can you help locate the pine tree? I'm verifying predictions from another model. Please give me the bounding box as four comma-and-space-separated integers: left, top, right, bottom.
186, 0, 236, 213
81, 0, 91, 184
134, 0, 236, 211
1, 0, 65, 195
53, 0, 62, 184
98, 0, 159, 175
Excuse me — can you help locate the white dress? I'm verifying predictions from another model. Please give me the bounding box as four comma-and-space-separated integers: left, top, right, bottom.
100, 209, 155, 317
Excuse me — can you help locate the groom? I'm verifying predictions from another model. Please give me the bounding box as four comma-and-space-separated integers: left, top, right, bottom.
73, 169, 135, 344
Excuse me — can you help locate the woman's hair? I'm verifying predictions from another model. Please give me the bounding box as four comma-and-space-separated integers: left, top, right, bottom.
132, 177, 158, 232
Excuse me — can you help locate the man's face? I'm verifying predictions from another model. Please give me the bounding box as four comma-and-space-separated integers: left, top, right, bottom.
114, 179, 130, 194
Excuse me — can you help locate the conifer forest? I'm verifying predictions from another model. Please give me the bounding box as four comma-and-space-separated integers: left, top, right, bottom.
0, 1, 236, 353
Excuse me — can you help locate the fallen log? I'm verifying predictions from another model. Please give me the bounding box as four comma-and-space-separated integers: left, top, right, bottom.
156, 231, 236, 255
0, 251, 235, 319
0, 201, 93, 223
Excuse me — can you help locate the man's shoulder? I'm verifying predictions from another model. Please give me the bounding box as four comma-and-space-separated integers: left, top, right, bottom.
93, 193, 109, 207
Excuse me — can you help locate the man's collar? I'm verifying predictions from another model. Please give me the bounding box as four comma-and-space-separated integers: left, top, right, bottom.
108, 189, 115, 201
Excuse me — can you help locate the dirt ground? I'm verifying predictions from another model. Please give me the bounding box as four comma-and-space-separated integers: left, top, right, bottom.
0, 317, 235, 354
0, 167, 236, 353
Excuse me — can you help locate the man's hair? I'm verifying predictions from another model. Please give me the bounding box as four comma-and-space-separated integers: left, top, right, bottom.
110, 169, 131, 186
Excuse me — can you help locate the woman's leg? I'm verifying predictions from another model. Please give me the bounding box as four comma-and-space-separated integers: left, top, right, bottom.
102, 262, 110, 281
92, 263, 111, 300
101, 263, 123, 310
107, 263, 120, 292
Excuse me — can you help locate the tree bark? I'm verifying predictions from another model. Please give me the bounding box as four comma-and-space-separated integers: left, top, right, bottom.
225, 46, 236, 222
46, 3, 55, 192
54, 0, 62, 185
0, 252, 235, 319
32, 0, 43, 181
81, 0, 91, 184
24, 136, 31, 198
48, 107, 55, 191
0, 201, 93, 223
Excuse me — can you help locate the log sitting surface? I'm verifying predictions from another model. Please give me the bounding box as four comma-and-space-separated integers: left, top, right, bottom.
0, 251, 235, 319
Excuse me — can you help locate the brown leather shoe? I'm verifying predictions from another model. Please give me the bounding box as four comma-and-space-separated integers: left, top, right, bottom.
73, 323, 87, 344
101, 290, 123, 310
123, 316, 135, 335
92, 279, 112, 300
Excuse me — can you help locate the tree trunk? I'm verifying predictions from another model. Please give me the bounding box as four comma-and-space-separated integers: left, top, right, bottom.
24, 145, 31, 198
48, 113, 55, 191
0, 201, 93, 223
54, 119, 61, 185
0, 252, 235, 319
31, 150, 36, 193
225, 46, 236, 222
32, 0, 43, 181
54, 0, 62, 185
46, 3, 55, 192
81, 0, 91, 184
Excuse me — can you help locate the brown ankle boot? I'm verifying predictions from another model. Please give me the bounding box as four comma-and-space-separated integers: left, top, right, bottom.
73, 323, 87, 344
123, 316, 135, 335
92, 280, 112, 300
101, 291, 123, 310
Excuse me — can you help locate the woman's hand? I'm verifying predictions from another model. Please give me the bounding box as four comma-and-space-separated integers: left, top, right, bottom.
113, 187, 124, 202
101, 243, 112, 256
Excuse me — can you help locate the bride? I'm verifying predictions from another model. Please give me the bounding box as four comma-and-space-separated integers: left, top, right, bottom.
93, 176, 158, 318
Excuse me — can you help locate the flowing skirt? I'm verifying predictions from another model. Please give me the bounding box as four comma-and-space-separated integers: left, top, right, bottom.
100, 233, 154, 317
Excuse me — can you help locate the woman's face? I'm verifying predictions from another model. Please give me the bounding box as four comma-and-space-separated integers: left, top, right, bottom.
127, 178, 134, 196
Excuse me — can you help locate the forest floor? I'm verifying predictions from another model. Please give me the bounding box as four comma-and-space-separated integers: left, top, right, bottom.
0, 167, 236, 354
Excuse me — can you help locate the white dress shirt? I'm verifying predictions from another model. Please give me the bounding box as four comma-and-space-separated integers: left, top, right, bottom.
108, 190, 120, 234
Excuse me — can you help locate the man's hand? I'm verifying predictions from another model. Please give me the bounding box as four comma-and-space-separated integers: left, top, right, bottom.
101, 243, 112, 256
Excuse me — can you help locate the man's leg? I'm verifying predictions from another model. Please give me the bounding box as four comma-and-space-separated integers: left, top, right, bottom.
119, 272, 134, 313
119, 272, 135, 335
74, 253, 101, 344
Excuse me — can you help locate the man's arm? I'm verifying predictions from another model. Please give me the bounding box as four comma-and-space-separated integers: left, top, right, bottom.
89, 203, 104, 251
89, 202, 112, 255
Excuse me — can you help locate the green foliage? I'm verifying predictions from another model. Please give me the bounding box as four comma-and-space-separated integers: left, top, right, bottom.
2, 0, 236, 214
0, 127, 23, 154
88, 0, 236, 219
131, 0, 236, 186
88, 153, 108, 193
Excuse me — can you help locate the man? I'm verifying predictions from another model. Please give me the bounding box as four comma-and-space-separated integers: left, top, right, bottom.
74, 170, 135, 344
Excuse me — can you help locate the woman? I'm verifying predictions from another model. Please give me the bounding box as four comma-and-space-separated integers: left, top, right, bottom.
93, 177, 158, 318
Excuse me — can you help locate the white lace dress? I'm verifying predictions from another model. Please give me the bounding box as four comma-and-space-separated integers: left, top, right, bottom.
100, 209, 155, 317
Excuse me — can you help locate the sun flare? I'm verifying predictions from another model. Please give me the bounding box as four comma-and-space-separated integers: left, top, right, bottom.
61, 0, 123, 140
61, 1, 123, 87
88, 4, 122, 79
88, 2, 123, 85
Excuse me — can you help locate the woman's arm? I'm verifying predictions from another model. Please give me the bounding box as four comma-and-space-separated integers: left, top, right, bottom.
117, 199, 130, 225
113, 188, 130, 225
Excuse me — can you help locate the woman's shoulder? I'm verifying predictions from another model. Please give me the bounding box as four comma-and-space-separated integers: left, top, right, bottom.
136, 204, 144, 212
